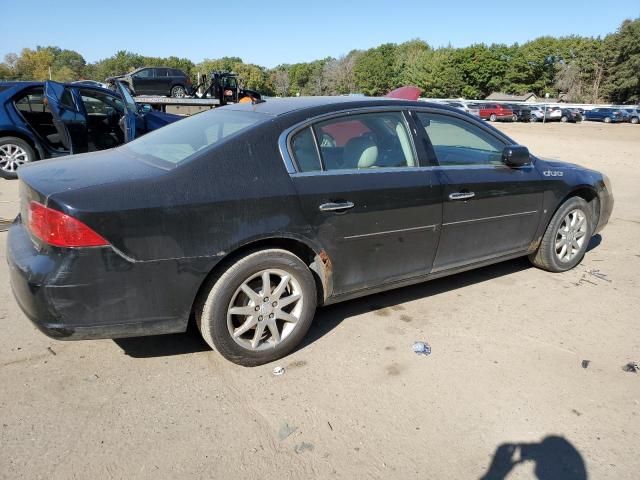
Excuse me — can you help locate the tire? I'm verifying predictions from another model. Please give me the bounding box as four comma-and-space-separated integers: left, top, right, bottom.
604, 117, 611, 124
0, 137, 36, 180
561, 116, 568, 123
170, 85, 186, 98
529, 197, 593, 272
512, 114, 518, 122
631, 117, 639, 124
489, 113, 497, 122
196, 249, 317, 366
530, 115, 538, 123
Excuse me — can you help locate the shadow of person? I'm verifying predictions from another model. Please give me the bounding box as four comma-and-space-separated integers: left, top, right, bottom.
480, 436, 587, 480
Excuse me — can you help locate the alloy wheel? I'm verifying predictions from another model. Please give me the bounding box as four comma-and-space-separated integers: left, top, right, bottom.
0, 143, 30, 172
226, 269, 304, 351
172, 86, 186, 98
555, 209, 587, 262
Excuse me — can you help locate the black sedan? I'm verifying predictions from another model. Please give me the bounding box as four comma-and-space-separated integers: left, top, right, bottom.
7, 97, 614, 366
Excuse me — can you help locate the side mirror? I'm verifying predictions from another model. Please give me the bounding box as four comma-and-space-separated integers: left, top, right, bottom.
502, 145, 530, 167
140, 104, 153, 113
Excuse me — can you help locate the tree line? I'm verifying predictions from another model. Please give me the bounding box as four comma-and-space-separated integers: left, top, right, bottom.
1, 17, 638, 104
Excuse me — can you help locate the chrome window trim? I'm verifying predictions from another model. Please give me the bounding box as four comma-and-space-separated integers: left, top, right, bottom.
288, 162, 534, 178
278, 106, 421, 175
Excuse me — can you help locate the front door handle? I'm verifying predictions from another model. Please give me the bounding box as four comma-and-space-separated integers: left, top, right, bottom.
449, 192, 475, 201
319, 201, 355, 212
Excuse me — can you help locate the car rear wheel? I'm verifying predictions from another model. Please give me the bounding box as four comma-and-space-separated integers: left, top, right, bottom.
170, 85, 186, 98
529, 197, 592, 272
196, 249, 317, 366
631, 117, 639, 124
0, 137, 35, 180
530, 115, 538, 123
604, 117, 612, 123
561, 116, 568, 123
489, 114, 497, 122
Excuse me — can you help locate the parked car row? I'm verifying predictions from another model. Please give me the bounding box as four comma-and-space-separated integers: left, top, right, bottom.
434, 100, 639, 125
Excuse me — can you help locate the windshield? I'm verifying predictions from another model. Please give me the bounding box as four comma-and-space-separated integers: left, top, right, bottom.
124, 109, 268, 165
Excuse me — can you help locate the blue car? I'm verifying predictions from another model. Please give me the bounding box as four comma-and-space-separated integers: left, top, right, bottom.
583, 107, 624, 124
0, 81, 180, 179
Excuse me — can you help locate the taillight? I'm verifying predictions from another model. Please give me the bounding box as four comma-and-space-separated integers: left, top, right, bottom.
28, 201, 109, 248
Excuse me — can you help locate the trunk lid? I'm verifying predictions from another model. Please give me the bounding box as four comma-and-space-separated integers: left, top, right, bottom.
17, 147, 166, 201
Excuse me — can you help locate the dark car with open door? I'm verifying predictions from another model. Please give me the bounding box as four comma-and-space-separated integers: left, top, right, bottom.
7, 97, 613, 366
0, 80, 180, 179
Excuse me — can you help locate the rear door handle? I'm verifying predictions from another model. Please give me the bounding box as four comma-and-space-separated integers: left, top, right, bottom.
449, 192, 475, 201
319, 201, 355, 212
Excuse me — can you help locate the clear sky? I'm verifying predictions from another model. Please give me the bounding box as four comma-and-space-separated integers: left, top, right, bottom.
1, 0, 638, 67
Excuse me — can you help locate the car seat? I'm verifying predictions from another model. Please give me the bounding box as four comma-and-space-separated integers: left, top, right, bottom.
343, 135, 378, 169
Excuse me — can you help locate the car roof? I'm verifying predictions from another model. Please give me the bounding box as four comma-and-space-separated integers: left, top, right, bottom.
223, 96, 450, 117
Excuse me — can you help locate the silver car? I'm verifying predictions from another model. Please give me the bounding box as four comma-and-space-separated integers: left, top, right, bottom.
444, 101, 480, 117
623, 108, 639, 124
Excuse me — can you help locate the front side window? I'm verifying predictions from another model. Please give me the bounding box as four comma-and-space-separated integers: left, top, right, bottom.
134, 68, 152, 78
79, 89, 124, 115
125, 109, 267, 165
416, 112, 504, 166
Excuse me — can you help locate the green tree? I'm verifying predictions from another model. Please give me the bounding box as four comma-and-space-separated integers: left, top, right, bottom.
354, 43, 398, 96
15, 48, 55, 80
603, 18, 640, 103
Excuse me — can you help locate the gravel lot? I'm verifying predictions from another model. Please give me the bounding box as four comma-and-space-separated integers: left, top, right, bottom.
1, 121, 638, 479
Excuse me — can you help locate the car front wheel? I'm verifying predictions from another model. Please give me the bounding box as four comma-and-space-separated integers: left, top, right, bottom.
604, 117, 612, 123
0, 137, 35, 180
529, 197, 592, 272
561, 116, 568, 122
196, 249, 317, 366
631, 117, 639, 124
489, 114, 497, 122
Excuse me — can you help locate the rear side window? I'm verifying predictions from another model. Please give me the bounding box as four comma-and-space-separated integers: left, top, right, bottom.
416, 112, 504, 166
300, 111, 416, 171
125, 109, 267, 165
290, 127, 321, 172
15, 89, 46, 113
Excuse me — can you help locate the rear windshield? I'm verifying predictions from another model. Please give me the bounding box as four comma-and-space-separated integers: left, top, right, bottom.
125, 109, 267, 165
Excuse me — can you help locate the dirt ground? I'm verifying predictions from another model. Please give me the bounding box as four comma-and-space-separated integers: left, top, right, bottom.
1, 121, 638, 479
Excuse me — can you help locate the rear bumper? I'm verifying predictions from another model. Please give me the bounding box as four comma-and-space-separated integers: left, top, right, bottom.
7, 218, 208, 340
